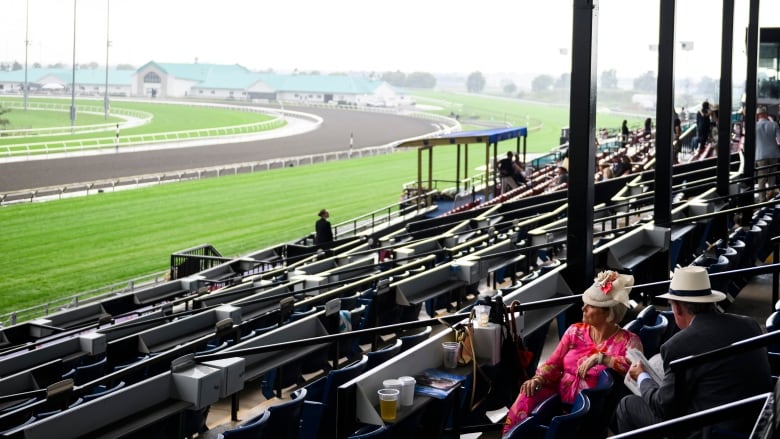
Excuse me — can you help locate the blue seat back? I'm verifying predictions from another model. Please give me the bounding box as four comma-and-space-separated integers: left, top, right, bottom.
266, 388, 307, 439
366, 339, 402, 370
636, 305, 657, 326
543, 392, 590, 439
83, 381, 126, 402
219, 410, 271, 438
399, 326, 432, 352
346, 424, 389, 438
579, 370, 614, 437
638, 313, 668, 358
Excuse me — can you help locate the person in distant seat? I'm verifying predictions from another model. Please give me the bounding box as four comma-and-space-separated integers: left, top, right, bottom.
315, 209, 334, 247
503, 271, 642, 434
497, 151, 518, 194
755, 105, 780, 201
644, 118, 653, 137
554, 166, 568, 185
513, 155, 528, 187
615, 266, 771, 437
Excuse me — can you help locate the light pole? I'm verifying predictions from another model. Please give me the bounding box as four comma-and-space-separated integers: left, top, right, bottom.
70, 0, 77, 132
23, 0, 29, 111
104, 0, 110, 120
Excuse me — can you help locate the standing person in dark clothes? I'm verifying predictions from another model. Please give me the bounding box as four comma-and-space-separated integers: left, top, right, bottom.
621, 120, 629, 146
497, 151, 519, 194
695, 101, 711, 155
315, 209, 333, 246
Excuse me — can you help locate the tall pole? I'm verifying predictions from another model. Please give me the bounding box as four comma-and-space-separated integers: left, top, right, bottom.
70, 0, 77, 133
104, 0, 110, 120
23, 0, 29, 111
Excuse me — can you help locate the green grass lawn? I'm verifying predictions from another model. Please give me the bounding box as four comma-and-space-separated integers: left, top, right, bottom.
0, 91, 639, 316
0, 97, 275, 146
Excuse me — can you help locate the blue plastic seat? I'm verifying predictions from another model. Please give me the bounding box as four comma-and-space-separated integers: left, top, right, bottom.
399, 326, 432, 352
536, 392, 591, 439
299, 355, 369, 439
196, 341, 229, 356
579, 369, 615, 437
83, 381, 126, 402
638, 313, 668, 358
366, 339, 402, 370
217, 409, 270, 439
62, 356, 107, 385
265, 388, 307, 439
347, 424, 389, 438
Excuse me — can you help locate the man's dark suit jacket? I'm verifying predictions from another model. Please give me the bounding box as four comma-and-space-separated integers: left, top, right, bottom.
639, 312, 771, 430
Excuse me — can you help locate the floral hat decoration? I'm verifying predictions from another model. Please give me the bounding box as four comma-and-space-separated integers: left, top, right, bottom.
582, 270, 634, 308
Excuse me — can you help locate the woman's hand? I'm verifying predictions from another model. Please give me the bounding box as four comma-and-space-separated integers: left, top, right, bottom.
520, 376, 543, 397
577, 353, 602, 378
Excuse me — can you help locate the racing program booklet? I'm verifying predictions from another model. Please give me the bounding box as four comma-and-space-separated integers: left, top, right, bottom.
624, 348, 665, 396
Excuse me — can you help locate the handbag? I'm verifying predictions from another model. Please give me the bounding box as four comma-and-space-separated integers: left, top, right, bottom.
447, 315, 492, 412
491, 300, 534, 408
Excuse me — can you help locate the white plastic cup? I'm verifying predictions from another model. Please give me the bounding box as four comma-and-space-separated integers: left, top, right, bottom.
398, 376, 416, 406
382, 378, 402, 393
474, 305, 490, 326
441, 341, 460, 369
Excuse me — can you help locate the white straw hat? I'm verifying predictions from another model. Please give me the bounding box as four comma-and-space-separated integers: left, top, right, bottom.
582, 271, 634, 308
657, 266, 726, 303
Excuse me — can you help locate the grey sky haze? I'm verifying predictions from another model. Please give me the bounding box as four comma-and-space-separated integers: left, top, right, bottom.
0, 0, 776, 82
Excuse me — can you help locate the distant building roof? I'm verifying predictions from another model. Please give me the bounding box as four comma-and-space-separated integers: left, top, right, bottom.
0, 62, 398, 97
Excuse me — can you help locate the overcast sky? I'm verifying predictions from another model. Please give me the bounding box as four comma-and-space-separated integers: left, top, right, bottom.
0, 0, 776, 81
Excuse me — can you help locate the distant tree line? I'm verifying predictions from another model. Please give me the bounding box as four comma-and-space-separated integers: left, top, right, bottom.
0, 61, 136, 71
381, 71, 437, 89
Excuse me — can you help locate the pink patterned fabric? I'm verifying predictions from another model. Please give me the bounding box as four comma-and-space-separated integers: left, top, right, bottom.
503, 322, 642, 433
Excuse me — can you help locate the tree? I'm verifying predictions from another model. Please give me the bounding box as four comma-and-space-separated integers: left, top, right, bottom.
116, 64, 136, 70
696, 76, 719, 97
405, 71, 436, 89
32, 62, 41, 68
466, 71, 486, 93
633, 71, 656, 92
11, 61, 22, 71
382, 71, 406, 87
531, 74, 554, 92
601, 69, 618, 89
554, 73, 570, 89
502, 81, 517, 95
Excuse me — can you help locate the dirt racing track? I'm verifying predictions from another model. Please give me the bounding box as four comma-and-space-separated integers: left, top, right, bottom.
0, 106, 447, 194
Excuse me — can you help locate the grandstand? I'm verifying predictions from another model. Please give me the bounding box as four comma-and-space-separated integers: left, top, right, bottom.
1, 4, 780, 439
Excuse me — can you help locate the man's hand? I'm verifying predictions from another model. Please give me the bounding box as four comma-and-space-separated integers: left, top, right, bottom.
628, 361, 646, 381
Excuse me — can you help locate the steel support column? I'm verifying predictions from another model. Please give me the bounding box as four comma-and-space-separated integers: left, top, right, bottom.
565, 0, 598, 294
654, 0, 676, 229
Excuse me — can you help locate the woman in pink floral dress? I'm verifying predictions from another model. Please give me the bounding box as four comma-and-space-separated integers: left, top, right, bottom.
503, 271, 643, 434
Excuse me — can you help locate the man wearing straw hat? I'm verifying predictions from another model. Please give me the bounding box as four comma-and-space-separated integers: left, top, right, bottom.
614, 266, 771, 436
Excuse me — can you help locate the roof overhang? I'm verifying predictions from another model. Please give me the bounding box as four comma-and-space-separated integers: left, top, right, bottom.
396, 126, 527, 149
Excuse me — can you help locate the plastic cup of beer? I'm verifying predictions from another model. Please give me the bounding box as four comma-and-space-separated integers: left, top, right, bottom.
441, 341, 460, 369
377, 388, 400, 422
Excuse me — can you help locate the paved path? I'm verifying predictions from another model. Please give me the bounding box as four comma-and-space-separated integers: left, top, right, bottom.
0, 107, 443, 193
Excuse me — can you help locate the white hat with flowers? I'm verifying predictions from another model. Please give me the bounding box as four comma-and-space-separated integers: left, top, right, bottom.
582, 270, 634, 308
